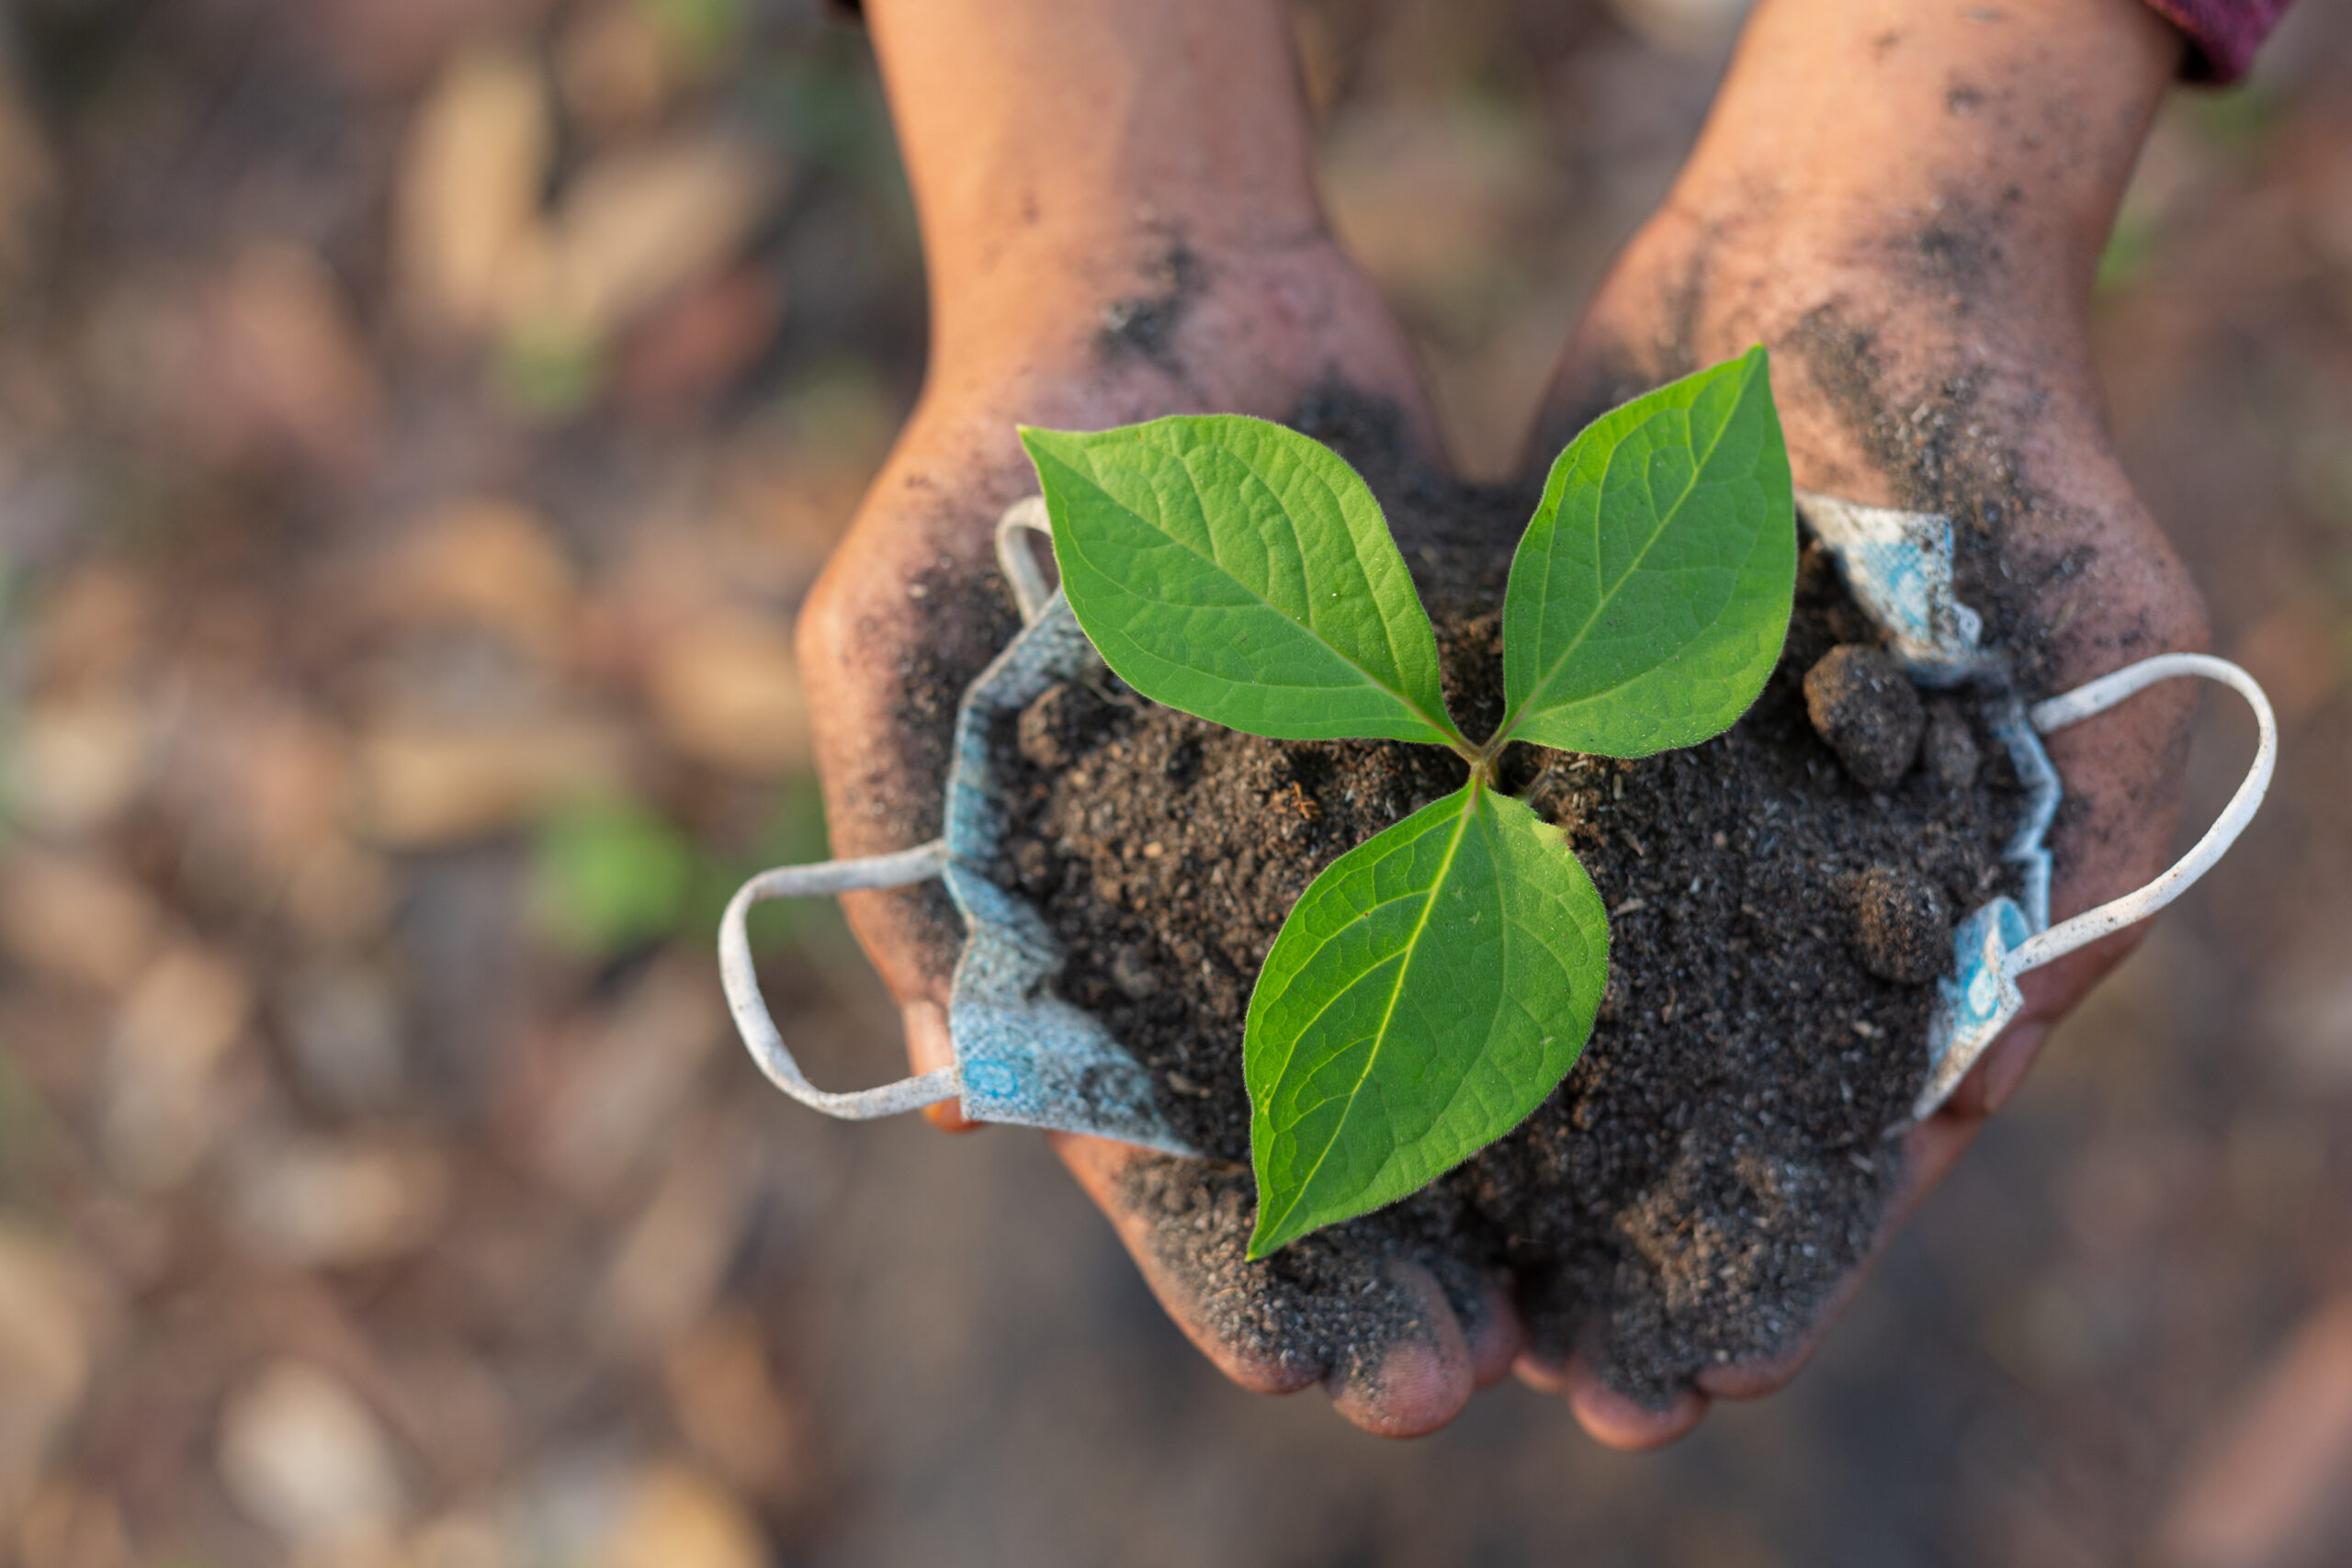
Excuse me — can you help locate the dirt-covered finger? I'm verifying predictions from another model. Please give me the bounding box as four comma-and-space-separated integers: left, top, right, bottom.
1688, 1111, 1981, 1401
1054, 1136, 1505, 1416
1561, 1344, 1709, 1450
1050, 1135, 1326, 1394
1323, 1258, 1474, 1438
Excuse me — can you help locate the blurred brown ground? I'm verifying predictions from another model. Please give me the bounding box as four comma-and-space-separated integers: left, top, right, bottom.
0, 1, 2347, 1564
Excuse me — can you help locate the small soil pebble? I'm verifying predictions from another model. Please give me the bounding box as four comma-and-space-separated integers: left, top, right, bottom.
1848, 864, 1953, 985
1923, 701, 1982, 790
1111, 944, 1161, 1000
1804, 644, 1926, 789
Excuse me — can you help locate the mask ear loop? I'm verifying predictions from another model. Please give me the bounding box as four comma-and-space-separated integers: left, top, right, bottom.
1912, 653, 2273, 1122
2005, 653, 2276, 979
718, 840, 959, 1118
993, 496, 1055, 626
716, 499, 1060, 1122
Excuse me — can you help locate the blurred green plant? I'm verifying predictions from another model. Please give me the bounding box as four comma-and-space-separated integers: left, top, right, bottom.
529, 797, 698, 960
2095, 208, 2161, 299
529, 776, 853, 964
492, 322, 607, 423
2185, 81, 2284, 154
637, 0, 744, 67
729, 773, 876, 969
0, 1049, 51, 1200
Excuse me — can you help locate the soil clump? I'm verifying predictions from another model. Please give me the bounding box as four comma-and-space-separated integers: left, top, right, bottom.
981, 397, 2025, 1404
1804, 643, 1927, 789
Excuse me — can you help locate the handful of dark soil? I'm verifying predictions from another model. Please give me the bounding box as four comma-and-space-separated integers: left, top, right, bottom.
986, 405, 2023, 1405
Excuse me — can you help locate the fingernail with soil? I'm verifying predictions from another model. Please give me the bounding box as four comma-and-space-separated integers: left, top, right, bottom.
902, 1000, 976, 1133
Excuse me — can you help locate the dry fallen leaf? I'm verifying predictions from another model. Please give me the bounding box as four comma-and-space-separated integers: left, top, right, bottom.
227, 1134, 453, 1269
594, 1120, 753, 1355
616, 266, 786, 417
26, 565, 153, 693
394, 42, 552, 337
644, 613, 808, 777
663, 1310, 811, 1509
379, 497, 581, 660
217, 1360, 406, 1552
0, 1226, 119, 1521
514, 133, 778, 339
599, 1464, 767, 1568
558, 0, 674, 135
535, 954, 722, 1202
100, 945, 254, 1190
351, 717, 630, 849
3, 692, 150, 840
196, 243, 382, 470
14, 1481, 131, 1568
0, 844, 164, 993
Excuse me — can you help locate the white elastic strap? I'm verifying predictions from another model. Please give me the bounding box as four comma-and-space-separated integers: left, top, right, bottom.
994, 497, 1055, 626
2006, 653, 2276, 978
718, 839, 960, 1118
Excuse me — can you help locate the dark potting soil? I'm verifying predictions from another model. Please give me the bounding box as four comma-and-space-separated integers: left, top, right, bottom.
982, 398, 2025, 1405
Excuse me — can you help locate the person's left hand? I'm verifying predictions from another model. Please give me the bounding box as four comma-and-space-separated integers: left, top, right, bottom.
1505, 0, 2205, 1446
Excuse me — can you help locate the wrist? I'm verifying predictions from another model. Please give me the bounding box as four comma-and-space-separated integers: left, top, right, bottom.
1577, 200, 2109, 461
866, 0, 1329, 360
920, 227, 1443, 467
1664, 0, 2177, 306
924, 214, 1336, 383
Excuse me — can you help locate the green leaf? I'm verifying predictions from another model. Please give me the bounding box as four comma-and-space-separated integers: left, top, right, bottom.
1499, 346, 1794, 757
1245, 784, 1609, 1258
1021, 416, 1462, 747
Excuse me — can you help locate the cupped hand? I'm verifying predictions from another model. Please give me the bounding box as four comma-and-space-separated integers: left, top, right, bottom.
797, 226, 1527, 1435
1513, 12, 2206, 1437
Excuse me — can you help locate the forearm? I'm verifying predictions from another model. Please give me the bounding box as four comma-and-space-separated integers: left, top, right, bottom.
862, 0, 1325, 371
1668, 0, 2179, 333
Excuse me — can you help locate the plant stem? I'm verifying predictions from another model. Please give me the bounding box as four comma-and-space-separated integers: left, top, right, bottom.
1457, 736, 1503, 788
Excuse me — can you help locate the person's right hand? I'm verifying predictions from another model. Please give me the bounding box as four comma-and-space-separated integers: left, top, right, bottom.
796, 0, 1522, 1437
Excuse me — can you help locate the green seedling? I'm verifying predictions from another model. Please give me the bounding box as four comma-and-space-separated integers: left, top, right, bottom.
1021, 349, 1795, 1258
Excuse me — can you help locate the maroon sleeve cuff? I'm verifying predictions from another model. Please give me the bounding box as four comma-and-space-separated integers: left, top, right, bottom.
2143, 0, 2293, 82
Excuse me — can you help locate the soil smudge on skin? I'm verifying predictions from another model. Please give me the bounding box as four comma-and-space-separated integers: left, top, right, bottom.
1785, 304, 2059, 687
971, 389, 2025, 1404
1096, 242, 1204, 370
